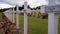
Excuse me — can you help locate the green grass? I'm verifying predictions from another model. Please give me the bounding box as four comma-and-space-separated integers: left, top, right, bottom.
0, 12, 2, 18
58, 19, 60, 34
19, 15, 60, 34
19, 15, 48, 34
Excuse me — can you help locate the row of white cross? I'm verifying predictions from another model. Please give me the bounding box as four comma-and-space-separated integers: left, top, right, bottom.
4, 0, 59, 34
4, 1, 28, 34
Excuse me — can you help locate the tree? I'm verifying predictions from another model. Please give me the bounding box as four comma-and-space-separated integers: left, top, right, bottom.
0, 8, 10, 12
36, 6, 41, 9
14, 6, 16, 11
30, 8, 33, 10
33, 8, 36, 10
28, 5, 30, 9
19, 7, 22, 11
22, 5, 24, 9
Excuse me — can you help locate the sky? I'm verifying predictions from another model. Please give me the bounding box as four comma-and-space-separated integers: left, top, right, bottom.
28, 0, 48, 8
0, 2, 15, 9
0, 0, 48, 9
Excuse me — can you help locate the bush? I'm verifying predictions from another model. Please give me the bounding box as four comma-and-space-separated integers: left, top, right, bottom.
41, 13, 48, 19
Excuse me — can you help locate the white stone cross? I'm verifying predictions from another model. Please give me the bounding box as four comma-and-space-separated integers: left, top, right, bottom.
16, 5, 19, 28
24, 1, 28, 34
12, 7, 15, 23
48, 0, 58, 34
41, 0, 59, 34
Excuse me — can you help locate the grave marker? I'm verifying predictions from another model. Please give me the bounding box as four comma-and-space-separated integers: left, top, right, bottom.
24, 1, 28, 34
12, 7, 15, 23
45, 5, 60, 13
41, 0, 59, 34
16, 5, 19, 28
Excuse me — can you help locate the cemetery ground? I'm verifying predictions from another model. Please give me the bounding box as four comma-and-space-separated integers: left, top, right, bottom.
19, 15, 60, 34
0, 12, 60, 34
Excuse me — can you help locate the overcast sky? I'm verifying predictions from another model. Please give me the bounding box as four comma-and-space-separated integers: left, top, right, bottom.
0, 0, 48, 8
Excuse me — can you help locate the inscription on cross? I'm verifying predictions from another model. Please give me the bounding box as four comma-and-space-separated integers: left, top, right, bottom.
45, 5, 60, 13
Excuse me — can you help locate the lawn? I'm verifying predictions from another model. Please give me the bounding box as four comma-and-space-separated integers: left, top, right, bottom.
19, 15, 60, 34
0, 12, 60, 34
0, 12, 2, 18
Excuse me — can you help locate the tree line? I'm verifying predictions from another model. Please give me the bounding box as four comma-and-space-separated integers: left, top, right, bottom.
0, 5, 41, 12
